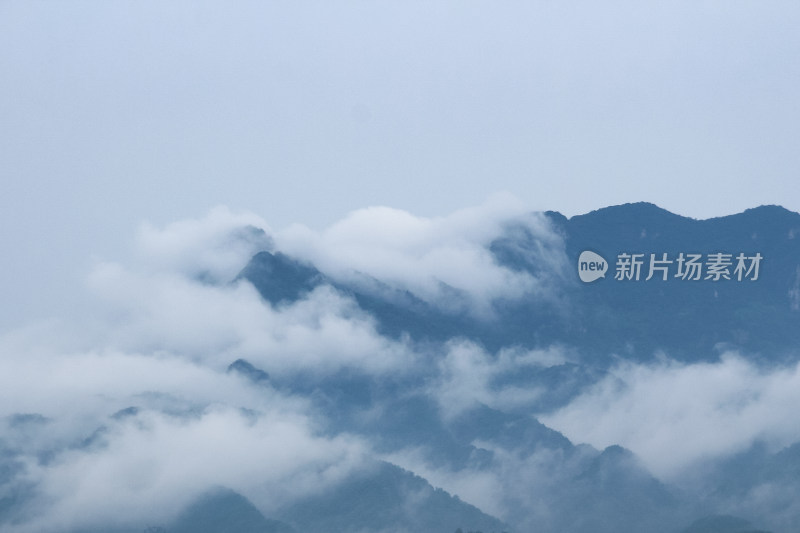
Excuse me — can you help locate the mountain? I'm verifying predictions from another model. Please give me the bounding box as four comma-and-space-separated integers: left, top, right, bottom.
239, 203, 800, 361
681, 514, 771, 533
227, 358, 271, 384
237, 251, 325, 305
65, 488, 297, 533
548, 202, 800, 360
276, 461, 509, 533
226, 204, 800, 533
13, 203, 798, 533
170, 488, 296, 533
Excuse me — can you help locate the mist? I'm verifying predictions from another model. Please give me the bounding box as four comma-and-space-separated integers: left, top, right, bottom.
1, 200, 799, 533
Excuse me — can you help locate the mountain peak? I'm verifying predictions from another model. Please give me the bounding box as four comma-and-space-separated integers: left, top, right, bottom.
572, 202, 691, 223
734, 204, 800, 222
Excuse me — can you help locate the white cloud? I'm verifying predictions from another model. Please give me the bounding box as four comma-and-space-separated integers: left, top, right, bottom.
135, 206, 273, 283
0, 205, 424, 531
384, 440, 591, 531
541, 353, 800, 480
432, 340, 570, 420
273, 194, 564, 316
0, 280, 376, 532
0, 345, 291, 426
385, 446, 508, 519
11, 406, 366, 533
85, 261, 412, 377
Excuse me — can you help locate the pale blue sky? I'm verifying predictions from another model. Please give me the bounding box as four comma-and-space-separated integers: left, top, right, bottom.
2, 1, 800, 327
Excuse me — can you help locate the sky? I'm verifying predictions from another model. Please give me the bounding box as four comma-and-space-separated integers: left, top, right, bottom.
2, 1, 800, 324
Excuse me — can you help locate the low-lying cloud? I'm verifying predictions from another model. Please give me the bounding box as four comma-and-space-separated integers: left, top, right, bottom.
0, 206, 422, 532
6, 200, 799, 532
134, 206, 273, 283
87, 263, 411, 377
12, 406, 366, 533
432, 340, 570, 420
273, 193, 562, 316
542, 353, 800, 480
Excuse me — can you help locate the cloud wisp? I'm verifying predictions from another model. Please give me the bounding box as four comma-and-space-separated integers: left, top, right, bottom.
431, 340, 571, 420
542, 353, 800, 480
0, 206, 416, 532
273, 193, 563, 317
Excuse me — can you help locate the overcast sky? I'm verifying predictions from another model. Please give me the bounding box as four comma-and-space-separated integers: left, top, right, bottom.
2, 0, 800, 328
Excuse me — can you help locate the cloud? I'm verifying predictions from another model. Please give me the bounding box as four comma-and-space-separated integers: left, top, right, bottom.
0, 341, 300, 429
10, 406, 367, 533
273, 193, 564, 316
0, 198, 575, 533
384, 438, 593, 532
384, 446, 508, 520
541, 353, 800, 480
0, 325, 370, 532
0, 205, 425, 531
431, 340, 571, 420
86, 261, 412, 377
135, 206, 273, 283
0, 278, 377, 532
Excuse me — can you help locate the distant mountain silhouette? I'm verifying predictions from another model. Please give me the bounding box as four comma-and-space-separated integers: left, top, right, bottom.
681, 514, 771, 533
7, 203, 800, 533
276, 461, 509, 533
170, 488, 296, 533
239, 203, 800, 361
237, 251, 325, 305
228, 358, 270, 384
549, 202, 800, 360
